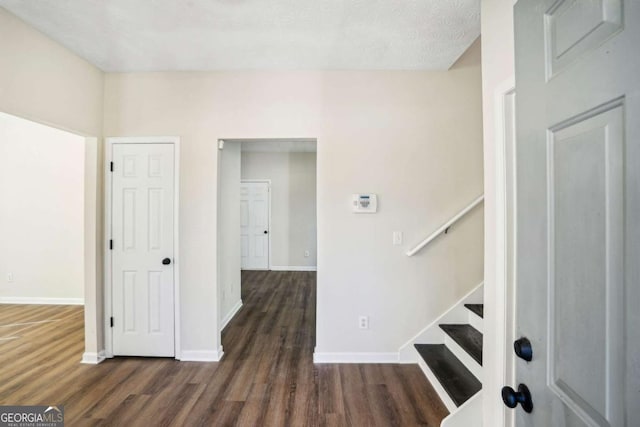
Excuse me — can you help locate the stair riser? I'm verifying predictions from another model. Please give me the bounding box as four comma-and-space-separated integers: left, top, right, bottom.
468, 310, 483, 333
444, 335, 482, 380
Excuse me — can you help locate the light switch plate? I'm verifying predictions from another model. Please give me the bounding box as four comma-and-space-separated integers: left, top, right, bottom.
393, 231, 403, 246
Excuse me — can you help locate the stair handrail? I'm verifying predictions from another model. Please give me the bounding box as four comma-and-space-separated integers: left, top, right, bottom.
406, 194, 484, 257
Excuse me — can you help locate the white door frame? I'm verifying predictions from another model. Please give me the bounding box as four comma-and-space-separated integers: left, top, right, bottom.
241, 179, 272, 270
494, 77, 517, 427
104, 136, 181, 359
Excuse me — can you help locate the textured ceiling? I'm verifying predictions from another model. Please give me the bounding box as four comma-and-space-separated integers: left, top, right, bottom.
0, 0, 480, 72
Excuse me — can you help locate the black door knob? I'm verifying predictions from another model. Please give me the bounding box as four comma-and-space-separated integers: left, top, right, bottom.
264, 230, 268, 234
162, 258, 171, 265
502, 384, 533, 413
514, 337, 533, 361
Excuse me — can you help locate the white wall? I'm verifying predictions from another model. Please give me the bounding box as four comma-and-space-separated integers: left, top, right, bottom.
241, 151, 317, 269
0, 113, 85, 303
104, 38, 484, 358
218, 141, 242, 331
480, 1, 515, 426
0, 8, 104, 360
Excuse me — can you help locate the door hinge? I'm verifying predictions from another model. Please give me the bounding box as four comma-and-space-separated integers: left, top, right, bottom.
109, 239, 113, 250
110, 161, 114, 172
110, 317, 114, 328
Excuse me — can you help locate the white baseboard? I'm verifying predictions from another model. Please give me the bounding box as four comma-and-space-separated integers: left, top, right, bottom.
180, 347, 224, 362
0, 297, 84, 305
313, 351, 399, 364
220, 300, 243, 330
270, 266, 317, 272
81, 350, 106, 364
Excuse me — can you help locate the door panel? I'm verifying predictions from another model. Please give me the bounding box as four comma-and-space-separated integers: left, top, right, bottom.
123, 271, 136, 332
148, 188, 163, 250
548, 104, 624, 425
240, 182, 269, 270
112, 143, 175, 357
544, 0, 622, 78
514, 0, 638, 425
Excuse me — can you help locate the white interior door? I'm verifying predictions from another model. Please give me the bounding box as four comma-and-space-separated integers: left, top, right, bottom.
240, 181, 269, 270
111, 143, 175, 357
512, 1, 639, 426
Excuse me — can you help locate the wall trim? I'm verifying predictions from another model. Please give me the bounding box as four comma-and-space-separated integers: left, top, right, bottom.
180, 348, 224, 362
81, 350, 106, 364
220, 299, 243, 330
492, 76, 517, 427
0, 297, 84, 305
270, 266, 317, 272
313, 352, 399, 364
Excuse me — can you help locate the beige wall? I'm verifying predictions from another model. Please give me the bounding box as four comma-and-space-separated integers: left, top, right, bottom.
241, 151, 317, 268
0, 8, 104, 361
0, 112, 85, 302
0, 8, 103, 136
316, 40, 484, 356
104, 71, 324, 355
104, 38, 484, 357
480, 1, 515, 426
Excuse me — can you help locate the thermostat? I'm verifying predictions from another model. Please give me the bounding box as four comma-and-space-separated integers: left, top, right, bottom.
352, 194, 378, 213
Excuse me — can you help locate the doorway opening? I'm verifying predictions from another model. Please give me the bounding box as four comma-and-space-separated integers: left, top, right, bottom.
217, 138, 318, 348
0, 111, 98, 362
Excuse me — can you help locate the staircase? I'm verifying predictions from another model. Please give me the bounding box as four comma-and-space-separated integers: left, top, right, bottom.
400, 284, 484, 427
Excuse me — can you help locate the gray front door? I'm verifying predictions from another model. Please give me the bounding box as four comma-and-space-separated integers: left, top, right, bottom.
513, 1, 639, 426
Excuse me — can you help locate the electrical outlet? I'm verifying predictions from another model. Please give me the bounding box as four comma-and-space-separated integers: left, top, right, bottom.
304, 250, 310, 257
358, 316, 369, 330
6, 273, 13, 283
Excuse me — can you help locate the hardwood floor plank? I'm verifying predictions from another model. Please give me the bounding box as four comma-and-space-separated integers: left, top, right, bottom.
289, 380, 319, 427
339, 367, 374, 427
317, 364, 345, 416
0, 271, 448, 425
93, 393, 151, 427
167, 383, 208, 426
366, 384, 402, 427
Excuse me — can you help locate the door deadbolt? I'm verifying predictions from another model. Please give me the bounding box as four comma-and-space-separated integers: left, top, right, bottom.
514, 337, 533, 362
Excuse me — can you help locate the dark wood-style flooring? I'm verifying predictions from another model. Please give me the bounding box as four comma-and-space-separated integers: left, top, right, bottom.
0, 271, 448, 426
